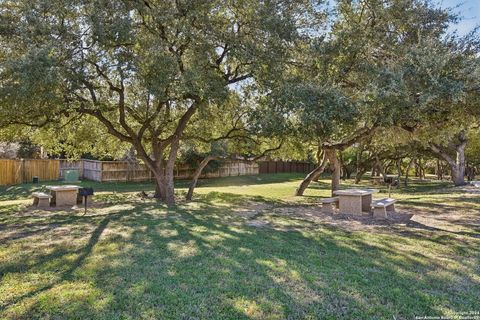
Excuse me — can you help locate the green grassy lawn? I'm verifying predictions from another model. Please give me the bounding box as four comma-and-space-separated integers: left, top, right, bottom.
0, 174, 479, 319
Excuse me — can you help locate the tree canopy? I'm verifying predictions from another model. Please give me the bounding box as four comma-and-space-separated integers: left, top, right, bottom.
0, 0, 479, 202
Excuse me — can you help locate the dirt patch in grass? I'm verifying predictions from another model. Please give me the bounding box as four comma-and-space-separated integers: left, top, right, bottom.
241, 201, 480, 238
269, 205, 413, 232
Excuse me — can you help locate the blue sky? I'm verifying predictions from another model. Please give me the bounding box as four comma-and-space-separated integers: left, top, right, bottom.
439, 0, 480, 35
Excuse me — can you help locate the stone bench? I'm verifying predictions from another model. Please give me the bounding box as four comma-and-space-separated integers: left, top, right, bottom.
321, 197, 339, 214
372, 198, 396, 218
32, 192, 52, 208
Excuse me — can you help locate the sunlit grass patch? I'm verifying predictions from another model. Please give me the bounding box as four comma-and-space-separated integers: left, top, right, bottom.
0, 173, 479, 319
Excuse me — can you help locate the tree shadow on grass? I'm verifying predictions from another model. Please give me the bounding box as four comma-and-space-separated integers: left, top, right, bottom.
1, 195, 479, 319
1, 211, 122, 310
399, 199, 478, 213
403, 220, 480, 239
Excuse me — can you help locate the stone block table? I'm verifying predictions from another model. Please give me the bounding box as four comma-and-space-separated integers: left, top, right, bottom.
46, 185, 80, 207
333, 188, 379, 214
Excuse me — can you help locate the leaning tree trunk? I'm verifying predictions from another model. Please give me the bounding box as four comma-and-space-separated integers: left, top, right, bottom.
312, 147, 323, 182
184, 141, 284, 201
186, 156, 219, 201
326, 148, 341, 196
295, 152, 327, 196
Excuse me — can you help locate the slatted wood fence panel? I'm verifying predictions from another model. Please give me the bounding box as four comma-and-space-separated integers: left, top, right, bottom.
1, 158, 311, 185
98, 160, 259, 182
258, 161, 315, 174
0, 159, 60, 185
0, 159, 21, 185
23, 159, 60, 182
82, 160, 103, 182
101, 161, 152, 182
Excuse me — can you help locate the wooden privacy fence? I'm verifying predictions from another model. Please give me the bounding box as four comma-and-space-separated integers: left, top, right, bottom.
0, 159, 60, 185
0, 158, 315, 185
80, 159, 259, 182
258, 160, 316, 174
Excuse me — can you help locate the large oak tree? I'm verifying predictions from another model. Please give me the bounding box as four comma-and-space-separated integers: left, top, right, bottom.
0, 0, 322, 204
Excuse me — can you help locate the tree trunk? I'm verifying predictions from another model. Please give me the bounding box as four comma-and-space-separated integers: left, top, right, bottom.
326, 148, 341, 195
344, 167, 351, 179
147, 142, 180, 206
384, 160, 393, 175
417, 158, 426, 180
151, 161, 174, 204
429, 132, 467, 186
164, 171, 175, 205
466, 164, 475, 181
339, 153, 345, 180
162, 141, 180, 205
451, 147, 466, 186
396, 159, 403, 185
404, 157, 415, 186
355, 169, 367, 184
149, 164, 174, 204
154, 175, 166, 200
295, 152, 327, 196
186, 156, 219, 201
451, 165, 466, 186
436, 159, 442, 180
356, 144, 363, 180
375, 157, 386, 179
312, 147, 323, 182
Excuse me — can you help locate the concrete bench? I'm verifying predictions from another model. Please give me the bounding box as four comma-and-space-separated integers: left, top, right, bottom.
372, 198, 396, 218
321, 197, 339, 214
32, 192, 52, 208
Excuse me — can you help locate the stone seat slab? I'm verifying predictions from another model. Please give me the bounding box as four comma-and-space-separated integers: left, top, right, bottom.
32, 192, 52, 208
320, 197, 339, 214
372, 198, 397, 219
